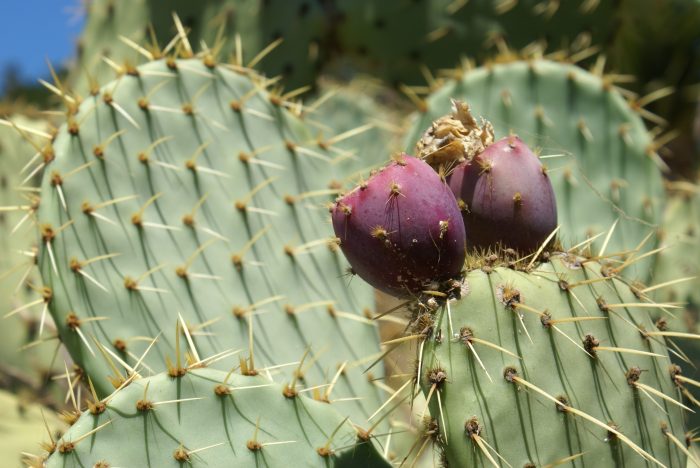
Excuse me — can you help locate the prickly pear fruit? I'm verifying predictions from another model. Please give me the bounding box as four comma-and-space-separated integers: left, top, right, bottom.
448, 135, 557, 252
407, 60, 664, 277
332, 154, 465, 298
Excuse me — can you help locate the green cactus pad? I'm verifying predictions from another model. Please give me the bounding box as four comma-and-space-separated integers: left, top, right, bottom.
653, 183, 700, 317
44, 368, 389, 467
650, 182, 700, 428
416, 253, 688, 467
334, 0, 616, 86
0, 116, 67, 405
406, 59, 665, 279
70, 0, 324, 96
36, 57, 385, 428
254, 0, 328, 89
70, 0, 180, 95
305, 78, 407, 178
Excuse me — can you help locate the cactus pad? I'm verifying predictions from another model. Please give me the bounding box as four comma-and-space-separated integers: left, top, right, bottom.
417, 253, 689, 467
70, 0, 324, 96
334, 0, 616, 86
36, 57, 385, 428
44, 368, 389, 467
650, 182, 700, 428
0, 115, 67, 405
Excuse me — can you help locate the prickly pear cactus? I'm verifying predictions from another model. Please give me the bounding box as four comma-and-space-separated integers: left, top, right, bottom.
653, 182, 700, 324
305, 78, 408, 173
35, 57, 385, 430
417, 252, 689, 467
650, 181, 700, 428
0, 116, 67, 405
406, 59, 665, 279
254, 0, 328, 89
70, 0, 325, 96
70, 0, 217, 95
333, 0, 616, 86
43, 368, 389, 467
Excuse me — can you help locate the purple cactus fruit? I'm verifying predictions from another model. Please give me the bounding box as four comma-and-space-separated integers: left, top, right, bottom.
447, 135, 557, 253
332, 154, 466, 298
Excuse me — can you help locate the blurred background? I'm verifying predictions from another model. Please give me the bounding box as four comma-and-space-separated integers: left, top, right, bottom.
0, 1, 84, 106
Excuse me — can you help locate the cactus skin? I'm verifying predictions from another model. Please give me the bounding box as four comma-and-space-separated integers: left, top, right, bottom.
0, 116, 68, 407
407, 59, 665, 279
70, 0, 324, 96
332, 155, 466, 298
417, 254, 687, 467
255, 0, 329, 90
653, 184, 700, 321
307, 78, 407, 168
36, 57, 386, 432
70, 0, 199, 95
650, 183, 700, 428
333, 0, 615, 87
447, 135, 558, 253
44, 368, 389, 467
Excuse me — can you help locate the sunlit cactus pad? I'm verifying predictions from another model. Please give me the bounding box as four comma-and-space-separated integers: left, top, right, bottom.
417, 253, 689, 467
36, 57, 385, 428
0, 115, 68, 406
70, 0, 325, 95
45, 368, 389, 467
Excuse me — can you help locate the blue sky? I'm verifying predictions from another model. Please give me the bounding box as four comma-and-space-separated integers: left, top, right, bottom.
0, 0, 84, 90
